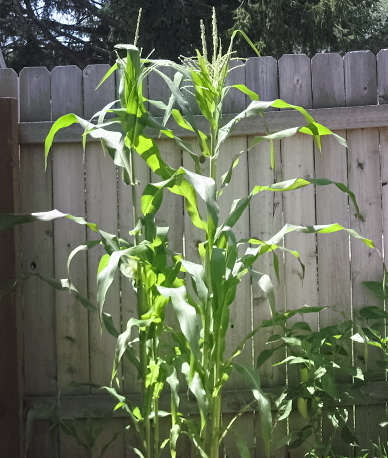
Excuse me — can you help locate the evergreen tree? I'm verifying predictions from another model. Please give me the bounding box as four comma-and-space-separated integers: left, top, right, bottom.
0, 0, 238, 71
233, 0, 387, 58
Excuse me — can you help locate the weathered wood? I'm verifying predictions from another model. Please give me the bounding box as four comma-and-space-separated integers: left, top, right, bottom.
346, 51, 385, 448
344, 51, 377, 106
0, 98, 21, 457
19, 66, 57, 420
219, 135, 254, 453
245, 56, 278, 102
19, 67, 51, 121
20, 103, 388, 145
51, 67, 89, 401
377, 49, 388, 104
224, 59, 246, 113
52, 66, 83, 117
83, 65, 121, 394
279, 56, 318, 458
279, 54, 312, 108
0, 68, 18, 99
25, 379, 388, 418
312, 54, 351, 330
312, 53, 345, 108
248, 138, 287, 458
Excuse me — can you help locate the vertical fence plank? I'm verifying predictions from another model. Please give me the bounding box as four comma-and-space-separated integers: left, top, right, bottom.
245, 56, 278, 101
312, 52, 354, 453
84, 64, 120, 388
83, 64, 127, 455
19, 67, 59, 458
219, 136, 255, 458
312, 53, 345, 108
249, 140, 286, 458
279, 54, 312, 108
51, 65, 90, 458
245, 54, 286, 458
219, 62, 256, 458
0, 97, 21, 457
377, 49, 388, 104
279, 54, 318, 458
345, 51, 377, 107
18, 69, 55, 392
378, 50, 388, 451
345, 50, 384, 449
51, 65, 89, 393
0, 68, 18, 98
20, 67, 51, 121
224, 60, 246, 114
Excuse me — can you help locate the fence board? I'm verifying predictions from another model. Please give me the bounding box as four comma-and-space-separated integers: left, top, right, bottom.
0, 98, 21, 457
345, 50, 385, 449
245, 56, 278, 102
279, 54, 312, 108
313, 53, 351, 448
51, 66, 89, 396
82, 64, 127, 455
312, 53, 345, 108
19, 67, 57, 405
19, 67, 51, 121
0, 68, 18, 99
348, 127, 384, 448
377, 49, 388, 104
344, 51, 377, 106
248, 139, 287, 458
219, 135, 255, 457
279, 54, 318, 458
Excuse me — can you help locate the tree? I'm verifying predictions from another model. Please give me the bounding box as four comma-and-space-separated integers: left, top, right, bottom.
2, 0, 388, 72
0, 0, 116, 71
0, 0, 239, 71
232, 0, 388, 58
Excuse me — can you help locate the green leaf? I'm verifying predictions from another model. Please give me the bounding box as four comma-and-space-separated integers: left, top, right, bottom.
359, 306, 388, 320
364, 281, 388, 300
278, 399, 293, 421
97, 244, 150, 318
158, 286, 201, 359
267, 222, 374, 249
230, 84, 259, 101
44, 113, 81, 168
181, 260, 208, 305
256, 348, 277, 368
141, 183, 164, 217
0, 209, 99, 232
114, 317, 151, 377
219, 151, 244, 194
253, 271, 276, 318
234, 364, 272, 458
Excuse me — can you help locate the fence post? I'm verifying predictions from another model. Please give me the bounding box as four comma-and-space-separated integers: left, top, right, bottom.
0, 97, 21, 457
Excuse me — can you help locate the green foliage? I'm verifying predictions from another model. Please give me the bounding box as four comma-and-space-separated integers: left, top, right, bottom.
3, 0, 388, 72
260, 312, 362, 453
0, 11, 377, 458
233, 0, 388, 58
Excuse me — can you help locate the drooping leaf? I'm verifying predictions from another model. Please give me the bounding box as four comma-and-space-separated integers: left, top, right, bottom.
234, 364, 272, 458
158, 285, 201, 359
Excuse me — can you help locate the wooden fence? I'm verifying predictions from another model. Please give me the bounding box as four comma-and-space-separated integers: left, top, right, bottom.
2, 49, 388, 457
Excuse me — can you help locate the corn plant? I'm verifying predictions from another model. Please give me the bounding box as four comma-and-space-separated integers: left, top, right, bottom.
0, 10, 376, 458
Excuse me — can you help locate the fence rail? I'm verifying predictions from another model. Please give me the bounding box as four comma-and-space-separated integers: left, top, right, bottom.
1, 49, 388, 457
